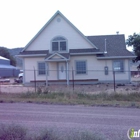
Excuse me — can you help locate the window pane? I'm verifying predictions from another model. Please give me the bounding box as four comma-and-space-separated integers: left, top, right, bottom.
38, 62, 46, 75
76, 61, 86, 74
60, 41, 66, 51
113, 60, 124, 72
52, 42, 58, 51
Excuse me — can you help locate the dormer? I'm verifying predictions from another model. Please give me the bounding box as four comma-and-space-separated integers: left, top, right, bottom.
51, 36, 68, 53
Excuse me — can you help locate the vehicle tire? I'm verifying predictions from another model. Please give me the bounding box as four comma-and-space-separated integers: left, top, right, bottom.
19, 76, 23, 83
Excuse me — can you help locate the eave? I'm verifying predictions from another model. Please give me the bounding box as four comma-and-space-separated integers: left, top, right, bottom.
97, 56, 136, 60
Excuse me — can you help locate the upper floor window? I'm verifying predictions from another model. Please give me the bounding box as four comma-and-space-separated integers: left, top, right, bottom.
52, 36, 67, 52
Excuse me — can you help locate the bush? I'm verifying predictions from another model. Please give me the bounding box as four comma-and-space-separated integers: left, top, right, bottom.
0, 124, 27, 140
63, 131, 105, 140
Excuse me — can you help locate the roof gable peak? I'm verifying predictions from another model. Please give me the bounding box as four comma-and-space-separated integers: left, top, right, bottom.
22, 10, 97, 52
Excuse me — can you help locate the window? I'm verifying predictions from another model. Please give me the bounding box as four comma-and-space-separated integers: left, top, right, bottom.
52, 37, 67, 51
76, 61, 87, 74
38, 62, 46, 75
113, 60, 124, 72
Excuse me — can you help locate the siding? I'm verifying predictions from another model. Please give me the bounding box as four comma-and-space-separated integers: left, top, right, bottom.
24, 56, 130, 83
26, 15, 94, 51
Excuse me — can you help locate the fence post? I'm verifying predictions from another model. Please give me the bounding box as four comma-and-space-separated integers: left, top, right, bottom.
113, 71, 116, 92
72, 67, 74, 91
34, 67, 36, 93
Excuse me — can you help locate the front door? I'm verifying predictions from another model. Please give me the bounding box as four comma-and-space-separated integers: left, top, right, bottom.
58, 62, 66, 79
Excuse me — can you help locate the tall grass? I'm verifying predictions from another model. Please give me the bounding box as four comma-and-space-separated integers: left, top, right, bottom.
20, 91, 140, 102
0, 124, 106, 140
0, 124, 129, 140
0, 91, 140, 107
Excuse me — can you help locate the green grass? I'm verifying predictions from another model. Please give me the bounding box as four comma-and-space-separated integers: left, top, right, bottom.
0, 91, 140, 108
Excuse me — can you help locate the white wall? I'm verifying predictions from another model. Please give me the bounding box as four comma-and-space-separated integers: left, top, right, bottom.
24, 56, 130, 84
26, 14, 94, 51
69, 56, 130, 82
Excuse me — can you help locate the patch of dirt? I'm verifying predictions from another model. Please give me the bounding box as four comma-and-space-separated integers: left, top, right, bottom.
0, 83, 140, 94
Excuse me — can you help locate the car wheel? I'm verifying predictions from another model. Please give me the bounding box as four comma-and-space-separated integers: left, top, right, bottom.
19, 76, 23, 83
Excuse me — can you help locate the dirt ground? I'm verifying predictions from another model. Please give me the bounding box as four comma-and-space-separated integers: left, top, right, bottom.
0, 77, 140, 94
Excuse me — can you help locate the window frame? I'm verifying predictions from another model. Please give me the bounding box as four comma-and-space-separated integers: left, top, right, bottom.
75, 60, 87, 75
37, 61, 46, 76
112, 60, 124, 73
51, 36, 67, 52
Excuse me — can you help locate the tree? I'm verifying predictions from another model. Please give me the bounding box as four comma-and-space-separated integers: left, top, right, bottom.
126, 33, 140, 69
0, 47, 16, 66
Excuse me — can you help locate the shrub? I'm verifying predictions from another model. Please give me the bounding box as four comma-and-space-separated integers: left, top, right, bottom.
0, 124, 27, 140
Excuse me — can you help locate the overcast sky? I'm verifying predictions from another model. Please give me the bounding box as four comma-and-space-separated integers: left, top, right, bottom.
0, 0, 139, 49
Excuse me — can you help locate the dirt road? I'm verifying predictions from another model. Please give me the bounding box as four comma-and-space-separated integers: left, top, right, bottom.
0, 103, 139, 139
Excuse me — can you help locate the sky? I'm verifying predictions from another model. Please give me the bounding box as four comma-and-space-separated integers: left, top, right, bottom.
0, 0, 139, 49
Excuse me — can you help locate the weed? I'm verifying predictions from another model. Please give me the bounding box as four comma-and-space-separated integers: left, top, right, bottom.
0, 124, 27, 140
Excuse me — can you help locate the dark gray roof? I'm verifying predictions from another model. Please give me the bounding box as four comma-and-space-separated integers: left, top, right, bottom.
19, 34, 134, 58
87, 34, 134, 57
70, 48, 100, 53
19, 50, 48, 55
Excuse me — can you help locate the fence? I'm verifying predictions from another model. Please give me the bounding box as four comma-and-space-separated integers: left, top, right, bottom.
0, 68, 140, 93
22, 68, 139, 92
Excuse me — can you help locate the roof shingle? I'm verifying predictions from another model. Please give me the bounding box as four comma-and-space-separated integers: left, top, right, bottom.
87, 34, 134, 57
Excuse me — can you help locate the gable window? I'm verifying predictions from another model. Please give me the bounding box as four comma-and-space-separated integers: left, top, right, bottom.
38, 62, 46, 75
52, 37, 67, 52
113, 60, 124, 72
76, 61, 87, 74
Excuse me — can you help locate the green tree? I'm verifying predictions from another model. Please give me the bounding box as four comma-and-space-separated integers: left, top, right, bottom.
126, 33, 140, 70
0, 47, 16, 66
126, 33, 140, 57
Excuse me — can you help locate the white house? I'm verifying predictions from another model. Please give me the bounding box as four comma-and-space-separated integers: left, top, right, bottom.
18, 11, 135, 85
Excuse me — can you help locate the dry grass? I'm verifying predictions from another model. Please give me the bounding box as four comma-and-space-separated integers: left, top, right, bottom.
0, 91, 140, 108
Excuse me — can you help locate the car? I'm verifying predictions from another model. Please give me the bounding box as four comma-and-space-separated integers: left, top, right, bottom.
18, 72, 23, 82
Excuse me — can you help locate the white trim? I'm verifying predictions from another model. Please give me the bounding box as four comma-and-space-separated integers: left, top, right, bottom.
70, 52, 104, 55
45, 59, 70, 62
66, 61, 69, 85
22, 58, 25, 85
45, 53, 68, 61
37, 62, 46, 76
17, 54, 46, 57
50, 36, 68, 53
97, 56, 136, 59
112, 59, 124, 73
75, 60, 87, 75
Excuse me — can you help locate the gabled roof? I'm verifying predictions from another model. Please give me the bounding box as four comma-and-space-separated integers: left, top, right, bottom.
45, 52, 70, 60
21, 10, 97, 52
87, 34, 135, 58
19, 34, 135, 59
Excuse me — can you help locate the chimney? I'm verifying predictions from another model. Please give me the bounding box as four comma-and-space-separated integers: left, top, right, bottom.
104, 39, 107, 54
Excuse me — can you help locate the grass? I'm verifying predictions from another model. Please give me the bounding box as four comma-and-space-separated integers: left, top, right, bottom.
0, 124, 106, 140
0, 123, 129, 140
0, 91, 140, 108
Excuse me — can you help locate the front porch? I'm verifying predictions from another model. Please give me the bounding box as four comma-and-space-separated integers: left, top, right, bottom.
30, 79, 99, 86
45, 52, 71, 85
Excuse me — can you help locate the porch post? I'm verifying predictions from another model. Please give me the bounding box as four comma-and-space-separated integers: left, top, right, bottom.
45, 62, 48, 87
66, 60, 69, 86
